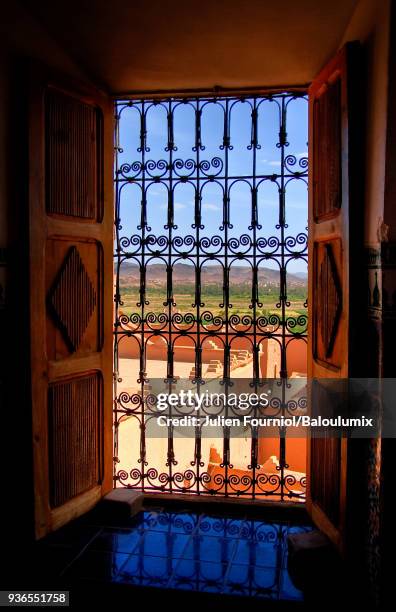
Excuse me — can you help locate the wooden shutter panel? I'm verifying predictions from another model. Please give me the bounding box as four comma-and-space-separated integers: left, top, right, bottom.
29, 67, 113, 538
307, 43, 361, 551
46, 88, 100, 219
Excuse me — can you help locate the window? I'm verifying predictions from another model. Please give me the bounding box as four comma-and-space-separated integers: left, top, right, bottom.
114, 93, 308, 500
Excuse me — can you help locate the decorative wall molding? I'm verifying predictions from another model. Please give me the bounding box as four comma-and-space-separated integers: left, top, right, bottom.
366, 242, 396, 319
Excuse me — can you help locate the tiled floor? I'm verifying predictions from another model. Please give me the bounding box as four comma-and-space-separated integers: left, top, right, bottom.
38, 507, 313, 603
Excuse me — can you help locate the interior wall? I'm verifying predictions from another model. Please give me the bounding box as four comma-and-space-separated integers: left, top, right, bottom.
0, 1, 90, 542
338, 1, 391, 607
0, 1, 87, 247
375, 3, 396, 608
21, 0, 359, 93
340, 0, 390, 246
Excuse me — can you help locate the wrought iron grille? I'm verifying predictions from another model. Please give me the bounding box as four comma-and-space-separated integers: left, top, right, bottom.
114, 93, 308, 501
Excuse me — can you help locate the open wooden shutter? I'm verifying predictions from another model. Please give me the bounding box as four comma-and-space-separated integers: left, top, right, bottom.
307, 43, 361, 552
29, 67, 113, 538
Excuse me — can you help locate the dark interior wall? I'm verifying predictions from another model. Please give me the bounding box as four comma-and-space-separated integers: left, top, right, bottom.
0, 2, 90, 543
340, 0, 390, 245
340, 1, 391, 607
0, 3, 88, 251
20, 0, 359, 93
378, 2, 396, 607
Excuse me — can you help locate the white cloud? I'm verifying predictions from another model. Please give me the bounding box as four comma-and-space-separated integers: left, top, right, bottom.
202, 203, 221, 211
260, 159, 281, 166
159, 201, 186, 210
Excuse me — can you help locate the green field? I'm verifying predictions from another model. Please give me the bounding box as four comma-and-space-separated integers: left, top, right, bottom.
118, 283, 308, 333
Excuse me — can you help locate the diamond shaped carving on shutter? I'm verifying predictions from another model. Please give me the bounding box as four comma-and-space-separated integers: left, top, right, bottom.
319, 243, 342, 358
48, 246, 97, 352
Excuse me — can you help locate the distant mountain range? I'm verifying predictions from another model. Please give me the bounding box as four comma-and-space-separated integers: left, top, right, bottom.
118, 262, 307, 288
292, 272, 308, 280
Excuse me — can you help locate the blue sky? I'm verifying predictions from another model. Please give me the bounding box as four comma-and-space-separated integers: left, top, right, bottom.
116, 96, 308, 274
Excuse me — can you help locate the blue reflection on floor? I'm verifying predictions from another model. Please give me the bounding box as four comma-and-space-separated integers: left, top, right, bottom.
60, 509, 312, 601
